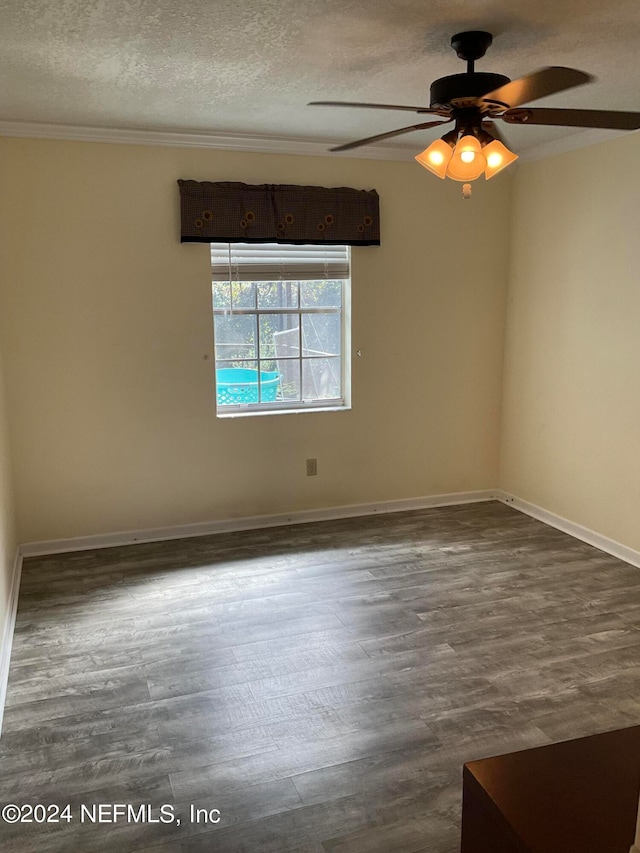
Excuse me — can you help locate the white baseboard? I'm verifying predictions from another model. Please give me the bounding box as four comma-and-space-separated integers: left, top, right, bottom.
20, 489, 498, 557
0, 548, 23, 735
496, 490, 640, 570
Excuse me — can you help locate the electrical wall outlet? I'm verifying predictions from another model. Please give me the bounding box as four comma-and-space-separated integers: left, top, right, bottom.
306, 458, 317, 477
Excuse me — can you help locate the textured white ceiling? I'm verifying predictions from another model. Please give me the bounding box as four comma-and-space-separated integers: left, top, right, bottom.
1, 0, 639, 155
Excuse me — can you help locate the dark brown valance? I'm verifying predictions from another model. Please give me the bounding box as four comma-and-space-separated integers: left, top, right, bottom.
178, 180, 380, 246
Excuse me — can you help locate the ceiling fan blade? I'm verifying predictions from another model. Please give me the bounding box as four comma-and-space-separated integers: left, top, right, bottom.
482, 120, 508, 146
309, 101, 440, 114
502, 107, 640, 130
482, 67, 593, 109
329, 119, 452, 152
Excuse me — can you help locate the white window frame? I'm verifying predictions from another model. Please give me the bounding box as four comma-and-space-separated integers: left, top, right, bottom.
211, 243, 351, 417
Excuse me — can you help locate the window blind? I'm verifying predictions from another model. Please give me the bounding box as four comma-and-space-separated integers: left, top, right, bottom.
211, 243, 350, 281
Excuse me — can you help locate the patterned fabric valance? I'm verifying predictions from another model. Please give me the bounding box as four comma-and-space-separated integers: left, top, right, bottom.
178, 180, 380, 246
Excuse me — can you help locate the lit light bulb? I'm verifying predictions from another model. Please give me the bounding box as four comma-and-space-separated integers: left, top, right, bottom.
483, 139, 519, 180
415, 138, 455, 179
446, 135, 486, 181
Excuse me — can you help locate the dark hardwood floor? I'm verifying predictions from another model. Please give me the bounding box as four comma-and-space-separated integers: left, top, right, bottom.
1, 501, 640, 852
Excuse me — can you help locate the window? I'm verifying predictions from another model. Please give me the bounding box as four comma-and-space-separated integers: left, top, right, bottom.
211, 243, 350, 416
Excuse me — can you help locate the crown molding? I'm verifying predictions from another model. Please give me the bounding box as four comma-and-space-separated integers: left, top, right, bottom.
0, 120, 415, 161
0, 118, 634, 166
517, 127, 632, 164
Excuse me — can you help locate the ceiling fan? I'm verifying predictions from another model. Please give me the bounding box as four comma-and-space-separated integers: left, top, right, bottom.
309, 31, 640, 188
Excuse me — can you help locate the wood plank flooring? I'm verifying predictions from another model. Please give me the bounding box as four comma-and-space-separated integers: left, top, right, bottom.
1, 501, 640, 851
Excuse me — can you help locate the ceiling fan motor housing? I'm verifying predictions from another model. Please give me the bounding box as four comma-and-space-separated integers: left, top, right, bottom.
430, 73, 511, 109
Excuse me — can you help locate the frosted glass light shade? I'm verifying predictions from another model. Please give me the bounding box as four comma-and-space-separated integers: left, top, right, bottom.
415, 139, 454, 179
446, 135, 486, 181
483, 139, 519, 180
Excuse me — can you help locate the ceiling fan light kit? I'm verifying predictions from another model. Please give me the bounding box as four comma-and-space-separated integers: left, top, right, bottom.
416, 131, 519, 184
310, 29, 640, 197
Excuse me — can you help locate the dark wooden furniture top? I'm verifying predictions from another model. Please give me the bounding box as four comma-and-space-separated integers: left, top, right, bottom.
462, 725, 640, 853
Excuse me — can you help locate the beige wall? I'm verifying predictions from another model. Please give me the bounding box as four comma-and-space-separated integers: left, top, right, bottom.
0, 138, 510, 543
0, 324, 17, 657
500, 132, 640, 551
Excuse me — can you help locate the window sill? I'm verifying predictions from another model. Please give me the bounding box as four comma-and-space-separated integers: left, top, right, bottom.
216, 404, 351, 419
